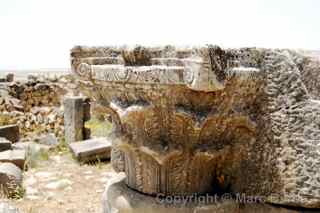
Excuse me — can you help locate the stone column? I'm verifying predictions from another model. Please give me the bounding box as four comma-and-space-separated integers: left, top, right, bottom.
63, 96, 91, 143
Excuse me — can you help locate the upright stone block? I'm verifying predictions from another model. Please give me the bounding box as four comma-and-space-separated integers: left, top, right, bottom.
64, 96, 91, 143
0, 125, 19, 143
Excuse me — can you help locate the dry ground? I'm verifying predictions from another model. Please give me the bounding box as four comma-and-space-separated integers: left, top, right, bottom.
9, 152, 115, 213
0, 114, 115, 212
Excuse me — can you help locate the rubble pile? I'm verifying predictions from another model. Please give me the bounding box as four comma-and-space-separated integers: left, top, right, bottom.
8, 80, 65, 111
0, 74, 75, 139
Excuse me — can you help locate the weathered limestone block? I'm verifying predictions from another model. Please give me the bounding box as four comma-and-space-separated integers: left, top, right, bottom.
0, 150, 26, 170
63, 96, 91, 143
71, 45, 320, 209
0, 163, 23, 198
0, 138, 12, 152
0, 125, 19, 143
69, 138, 111, 162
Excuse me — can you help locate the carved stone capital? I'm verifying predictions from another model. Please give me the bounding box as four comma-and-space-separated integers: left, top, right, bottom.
71, 45, 320, 208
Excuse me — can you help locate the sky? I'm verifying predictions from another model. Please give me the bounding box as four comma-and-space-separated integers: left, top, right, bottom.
0, 0, 319, 70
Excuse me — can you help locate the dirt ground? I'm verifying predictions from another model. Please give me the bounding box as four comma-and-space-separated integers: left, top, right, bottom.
9, 152, 115, 213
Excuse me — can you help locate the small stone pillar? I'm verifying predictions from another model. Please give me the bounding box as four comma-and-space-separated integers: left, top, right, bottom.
63, 96, 91, 143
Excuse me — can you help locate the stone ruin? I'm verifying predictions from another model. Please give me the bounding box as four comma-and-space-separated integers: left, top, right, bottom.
0, 76, 68, 138
71, 45, 320, 212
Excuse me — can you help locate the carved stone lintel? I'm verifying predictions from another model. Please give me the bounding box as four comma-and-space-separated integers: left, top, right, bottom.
76, 62, 261, 92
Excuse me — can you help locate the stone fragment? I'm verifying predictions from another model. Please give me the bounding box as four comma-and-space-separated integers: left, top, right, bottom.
45, 179, 72, 190
0, 163, 22, 198
0, 138, 12, 152
0, 125, 19, 143
69, 138, 111, 162
0, 150, 26, 170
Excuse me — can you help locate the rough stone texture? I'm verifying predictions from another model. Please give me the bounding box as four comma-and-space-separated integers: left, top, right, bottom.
102, 175, 314, 213
291, 51, 320, 99
0, 150, 26, 170
63, 96, 91, 143
0, 163, 22, 197
0, 125, 19, 143
71, 45, 320, 208
69, 138, 111, 162
0, 138, 12, 152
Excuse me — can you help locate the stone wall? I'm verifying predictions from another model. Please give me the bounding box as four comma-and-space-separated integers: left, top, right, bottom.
0, 76, 71, 138
7, 81, 65, 111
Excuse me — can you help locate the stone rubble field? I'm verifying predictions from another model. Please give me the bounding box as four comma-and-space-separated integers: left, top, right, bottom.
0, 73, 114, 213
0, 73, 80, 139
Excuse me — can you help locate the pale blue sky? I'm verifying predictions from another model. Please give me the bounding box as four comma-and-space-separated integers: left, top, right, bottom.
0, 0, 319, 69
